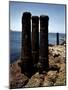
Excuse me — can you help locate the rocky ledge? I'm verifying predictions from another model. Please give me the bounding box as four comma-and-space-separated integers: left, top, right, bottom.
10, 45, 66, 88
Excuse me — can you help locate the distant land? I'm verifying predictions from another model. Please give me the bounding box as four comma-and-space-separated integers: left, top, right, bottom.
10, 30, 66, 34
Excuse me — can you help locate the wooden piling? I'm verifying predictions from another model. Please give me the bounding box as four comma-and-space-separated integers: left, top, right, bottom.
38, 15, 49, 73
32, 16, 39, 65
21, 12, 33, 76
56, 32, 59, 45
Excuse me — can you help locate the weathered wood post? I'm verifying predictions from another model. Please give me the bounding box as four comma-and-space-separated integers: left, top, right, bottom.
32, 16, 39, 66
56, 32, 59, 45
38, 15, 49, 73
20, 12, 34, 77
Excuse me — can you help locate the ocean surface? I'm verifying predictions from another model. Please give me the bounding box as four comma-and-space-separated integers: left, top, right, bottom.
10, 31, 65, 63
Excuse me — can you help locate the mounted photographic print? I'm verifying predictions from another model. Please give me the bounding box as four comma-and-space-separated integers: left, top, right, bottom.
9, 1, 66, 89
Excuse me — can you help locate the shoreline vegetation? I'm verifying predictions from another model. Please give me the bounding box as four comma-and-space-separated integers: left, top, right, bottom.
10, 43, 66, 88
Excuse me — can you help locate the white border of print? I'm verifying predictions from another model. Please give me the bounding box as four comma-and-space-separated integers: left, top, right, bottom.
0, 0, 68, 90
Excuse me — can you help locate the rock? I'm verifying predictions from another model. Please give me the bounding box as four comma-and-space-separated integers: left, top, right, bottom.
48, 44, 54, 47
53, 63, 66, 86
49, 45, 65, 58
49, 45, 65, 73
10, 60, 29, 89
9, 45, 66, 88
49, 64, 60, 72
10, 73, 29, 89
47, 71, 57, 78
61, 41, 66, 45
47, 71, 58, 83
54, 71, 66, 86
59, 63, 65, 72
54, 56, 63, 64
10, 60, 20, 76
43, 76, 54, 86
43, 71, 58, 86
25, 72, 44, 87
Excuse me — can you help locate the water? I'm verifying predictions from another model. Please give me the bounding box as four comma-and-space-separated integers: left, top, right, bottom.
10, 31, 65, 63
48, 33, 65, 45
10, 31, 22, 63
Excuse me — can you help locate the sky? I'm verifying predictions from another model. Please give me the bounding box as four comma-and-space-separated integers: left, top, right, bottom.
9, 1, 66, 33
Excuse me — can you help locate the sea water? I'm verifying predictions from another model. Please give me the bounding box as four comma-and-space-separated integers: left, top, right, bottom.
10, 31, 65, 63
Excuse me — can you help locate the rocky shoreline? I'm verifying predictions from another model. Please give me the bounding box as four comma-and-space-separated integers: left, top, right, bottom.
9, 45, 66, 89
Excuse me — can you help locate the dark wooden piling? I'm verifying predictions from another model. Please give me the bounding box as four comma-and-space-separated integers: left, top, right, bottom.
20, 12, 34, 77
56, 32, 59, 45
32, 16, 39, 65
38, 15, 49, 73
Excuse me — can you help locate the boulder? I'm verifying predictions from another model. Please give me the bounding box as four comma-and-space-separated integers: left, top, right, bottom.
10, 60, 29, 89
43, 71, 58, 86
25, 72, 44, 87
54, 71, 66, 86
43, 77, 54, 86
10, 73, 29, 88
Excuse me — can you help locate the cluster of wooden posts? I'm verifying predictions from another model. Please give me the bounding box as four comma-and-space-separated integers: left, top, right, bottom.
19, 12, 59, 77
20, 12, 49, 76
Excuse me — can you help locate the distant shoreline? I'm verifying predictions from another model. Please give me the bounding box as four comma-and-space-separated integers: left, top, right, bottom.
10, 30, 66, 35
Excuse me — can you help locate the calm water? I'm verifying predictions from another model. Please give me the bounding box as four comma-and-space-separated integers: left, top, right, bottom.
10, 31, 65, 63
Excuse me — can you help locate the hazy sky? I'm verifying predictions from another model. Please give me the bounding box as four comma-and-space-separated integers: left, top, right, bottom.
9, 1, 66, 33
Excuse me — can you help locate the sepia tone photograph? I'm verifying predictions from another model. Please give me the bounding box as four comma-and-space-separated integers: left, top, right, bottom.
9, 1, 66, 89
